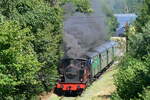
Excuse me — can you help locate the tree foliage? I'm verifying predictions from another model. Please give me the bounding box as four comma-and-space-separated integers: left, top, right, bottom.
128, 22, 150, 58
0, 21, 41, 99
113, 56, 150, 100
112, 55, 150, 100
99, 0, 118, 37
111, 0, 143, 13
102, 3, 118, 37
111, 0, 150, 100
60, 0, 92, 13
0, 0, 91, 99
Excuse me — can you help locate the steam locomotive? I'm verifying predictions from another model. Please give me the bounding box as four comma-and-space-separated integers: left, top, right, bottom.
56, 41, 118, 92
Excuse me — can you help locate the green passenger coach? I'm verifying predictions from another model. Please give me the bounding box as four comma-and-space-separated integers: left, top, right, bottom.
86, 41, 118, 78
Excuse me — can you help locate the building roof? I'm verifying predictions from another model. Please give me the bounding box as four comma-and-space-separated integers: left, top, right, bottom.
114, 13, 137, 36
115, 14, 137, 27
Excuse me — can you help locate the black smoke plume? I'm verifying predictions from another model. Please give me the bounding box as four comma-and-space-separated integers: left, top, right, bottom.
63, 0, 110, 58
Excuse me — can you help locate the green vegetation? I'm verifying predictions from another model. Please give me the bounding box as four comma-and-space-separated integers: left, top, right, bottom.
109, 0, 143, 13
0, 0, 91, 99
73, 0, 93, 13
100, 0, 118, 37
111, 0, 150, 100
61, 0, 92, 13
0, 21, 42, 99
103, 5, 118, 37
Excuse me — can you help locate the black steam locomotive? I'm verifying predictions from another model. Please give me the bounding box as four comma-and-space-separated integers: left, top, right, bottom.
56, 41, 118, 92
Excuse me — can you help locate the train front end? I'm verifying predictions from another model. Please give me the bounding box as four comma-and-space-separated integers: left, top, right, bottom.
56, 58, 90, 92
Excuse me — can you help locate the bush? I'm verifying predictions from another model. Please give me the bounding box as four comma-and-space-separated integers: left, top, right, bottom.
111, 92, 123, 100
0, 0, 91, 99
128, 21, 150, 59
114, 56, 150, 100
111, 1, 150, 100
138, 87, 150, 100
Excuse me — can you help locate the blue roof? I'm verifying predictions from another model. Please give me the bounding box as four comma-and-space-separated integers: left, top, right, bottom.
114, 14, 137, 28
114, 14, 137, 36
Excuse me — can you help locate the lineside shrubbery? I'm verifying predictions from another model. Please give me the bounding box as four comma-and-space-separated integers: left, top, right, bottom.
111, 0, 150, 100
112, 55, 150, 100
0, 0, 91, 99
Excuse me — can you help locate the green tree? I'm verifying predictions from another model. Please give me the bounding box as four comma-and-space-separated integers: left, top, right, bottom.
0, 0, 64, 93
136, 0, 150, 30
111, 0, 150, 100
0, 21, 41, 99
0, 0, 91, 99
112, 55, 150, 100
112, 56, 150, 100
127, 21, 150, 59
60, 0, 92, 13
101, 1, 118, 37
109, 0, 143, 13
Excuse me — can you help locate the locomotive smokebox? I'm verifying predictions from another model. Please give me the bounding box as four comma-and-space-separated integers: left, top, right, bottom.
65, 64, 80, 83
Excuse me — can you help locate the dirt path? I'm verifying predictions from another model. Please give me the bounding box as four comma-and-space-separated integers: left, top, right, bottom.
42, 63, 118, 100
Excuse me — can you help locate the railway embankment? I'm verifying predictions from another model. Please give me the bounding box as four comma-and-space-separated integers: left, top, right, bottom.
41, 61, 119, 100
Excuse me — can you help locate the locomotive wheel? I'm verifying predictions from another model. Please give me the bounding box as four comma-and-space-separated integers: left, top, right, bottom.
77, 89, 83, 95
54, 88, 63, 96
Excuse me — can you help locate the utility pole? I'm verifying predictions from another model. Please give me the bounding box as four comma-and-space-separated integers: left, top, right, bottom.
125, 22, 129, 52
